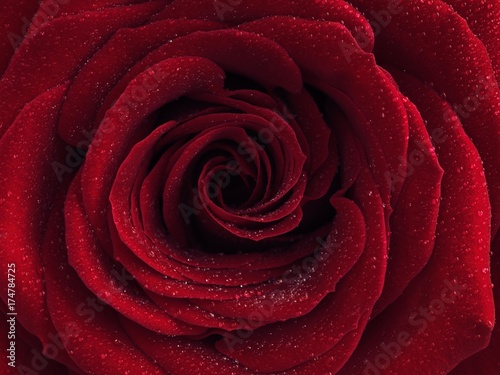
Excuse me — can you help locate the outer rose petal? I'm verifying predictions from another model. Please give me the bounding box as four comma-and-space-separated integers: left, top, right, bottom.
65, 174, 207, 336
442, 0, 500, 81
0, 84, 68, 344
0, 310, 73, 375
94, 28, 304, 130
121, 318, 253, 375
349, 0, 500, 236
339, 69, 495, 375
373, 96, 444, 315
1, 1, 498, 374
0, 0, 39, 75
43, 192, 166, 375
152, 0, 375, 53
450, 232, 500, 373
58, 19, 223, 145
35, 0, 163, 22
0, 2, 164, 136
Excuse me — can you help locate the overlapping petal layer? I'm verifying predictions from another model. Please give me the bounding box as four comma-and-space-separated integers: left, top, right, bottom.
0, 0, 498, 374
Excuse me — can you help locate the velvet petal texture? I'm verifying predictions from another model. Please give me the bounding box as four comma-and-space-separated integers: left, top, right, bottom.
0, 0, 498, 374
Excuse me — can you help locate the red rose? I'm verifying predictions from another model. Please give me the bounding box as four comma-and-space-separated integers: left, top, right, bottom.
1, 0, 499, 374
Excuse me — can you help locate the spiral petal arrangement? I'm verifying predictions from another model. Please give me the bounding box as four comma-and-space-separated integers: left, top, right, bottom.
0, 1, 499, 374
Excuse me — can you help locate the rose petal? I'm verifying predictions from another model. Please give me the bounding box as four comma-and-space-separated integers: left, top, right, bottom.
152, 0, 374, 53
239, 16, 409, 206
121, 317, 253, 375
95, 29, 304, 126
442, 0, 500, 81
66, 174, 207, 336
373, 93, 444, 315
350, 0, 500, 236
58, 19, 223, 145
339, 67, 495, 375
450, 232, 500, 373
213, 197, 374, 371
0, 2, 163, 136
0, 0, 39, 75
43, 193, 166, 375
0, 84, 68, 342
80, 56, 225, 251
